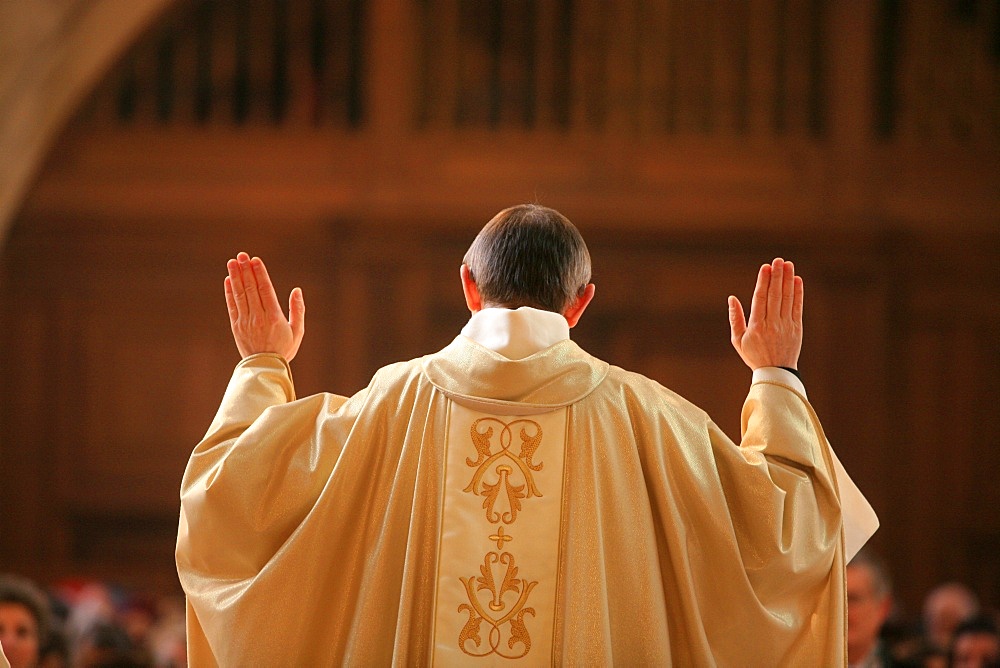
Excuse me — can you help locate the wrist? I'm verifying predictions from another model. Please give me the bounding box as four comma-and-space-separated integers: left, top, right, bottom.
752, 366, 808, 399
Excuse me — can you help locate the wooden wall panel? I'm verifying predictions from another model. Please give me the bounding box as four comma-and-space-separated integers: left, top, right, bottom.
887, 237, 1000, 612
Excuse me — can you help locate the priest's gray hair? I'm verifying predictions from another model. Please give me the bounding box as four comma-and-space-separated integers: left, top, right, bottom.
464, 204, 592, 313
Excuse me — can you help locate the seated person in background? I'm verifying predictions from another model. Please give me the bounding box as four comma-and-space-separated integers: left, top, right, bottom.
0, 574, 52, 668
76, 622, 151, 668
950, 616, 1000, 668
847, 549, 896, 667
924, 582, 980, 653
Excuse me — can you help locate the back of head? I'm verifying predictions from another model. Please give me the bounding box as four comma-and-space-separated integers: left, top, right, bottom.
463, 204, 591, 313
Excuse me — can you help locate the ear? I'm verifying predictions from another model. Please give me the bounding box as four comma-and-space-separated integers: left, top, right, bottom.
460, 264, 483, 313
562, 283, 595, 328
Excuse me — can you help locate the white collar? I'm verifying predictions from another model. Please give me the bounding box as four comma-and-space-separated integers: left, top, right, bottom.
460, 307, 570, 360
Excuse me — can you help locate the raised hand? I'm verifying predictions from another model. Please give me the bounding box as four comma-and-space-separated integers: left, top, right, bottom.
727, 258, 804, 370
224, 252, 306, 361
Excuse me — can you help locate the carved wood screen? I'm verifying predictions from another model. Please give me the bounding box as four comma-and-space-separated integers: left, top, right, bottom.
79, 0, 1000, 143
413, 0, 827, 135
82, 0, 366, 127
875, 0, 999, 141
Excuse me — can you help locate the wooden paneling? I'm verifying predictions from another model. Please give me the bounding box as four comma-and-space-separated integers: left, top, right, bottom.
887, 235, 1000, 610
75, 0, 842, 137
79, 0, 367, 128
886, 0, 1000, 143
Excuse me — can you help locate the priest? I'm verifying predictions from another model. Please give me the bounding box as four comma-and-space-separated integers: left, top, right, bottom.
176, 204, 876, 665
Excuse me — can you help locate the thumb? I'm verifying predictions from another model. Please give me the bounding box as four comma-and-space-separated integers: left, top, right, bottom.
289, 287, 305, 341
728, 295, 746, 344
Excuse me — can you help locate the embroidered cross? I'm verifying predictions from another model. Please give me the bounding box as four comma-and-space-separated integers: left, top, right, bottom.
489, 526, 513, 550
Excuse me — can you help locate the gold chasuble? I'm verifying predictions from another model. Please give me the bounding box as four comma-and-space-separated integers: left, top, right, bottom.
177, 336, 847, 666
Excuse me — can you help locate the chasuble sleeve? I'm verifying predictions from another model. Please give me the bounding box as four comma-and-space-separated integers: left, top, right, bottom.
176, 353, 355, 580
710, 378, 843, 620
176, 355, 446, 665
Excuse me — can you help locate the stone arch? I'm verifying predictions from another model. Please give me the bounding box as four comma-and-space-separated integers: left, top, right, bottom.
0, 0, 177, 248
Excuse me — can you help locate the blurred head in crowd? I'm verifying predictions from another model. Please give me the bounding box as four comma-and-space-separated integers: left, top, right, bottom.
951, 615, 1000, 668
846, 549, 894, 665
76, 621, 151, 668
924, 582, 979, 652
0, 574, 51, 668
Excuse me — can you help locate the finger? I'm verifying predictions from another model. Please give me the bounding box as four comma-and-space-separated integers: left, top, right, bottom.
224, 276, 239, 326
227, 257, 248, 316
780, 260, 795, 320
238, 252, 263, 313
766, 258, 784, 321
748, 264, 770, 325
289, 287, 306, 343
791, 275, 804, 324
728, 295, 747, 345
251, 257, 284, 319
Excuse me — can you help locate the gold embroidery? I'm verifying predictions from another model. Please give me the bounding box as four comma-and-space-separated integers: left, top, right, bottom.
489, 526, 513, 550
457, 418, 545, 658
464, 419, 544, 525
458, 551, 537, 658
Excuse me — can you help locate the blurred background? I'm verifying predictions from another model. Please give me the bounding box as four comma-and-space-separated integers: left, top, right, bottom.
0, 0, 997, 663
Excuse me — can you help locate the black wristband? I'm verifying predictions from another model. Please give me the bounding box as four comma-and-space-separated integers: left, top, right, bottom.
778, 366, 801, 380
